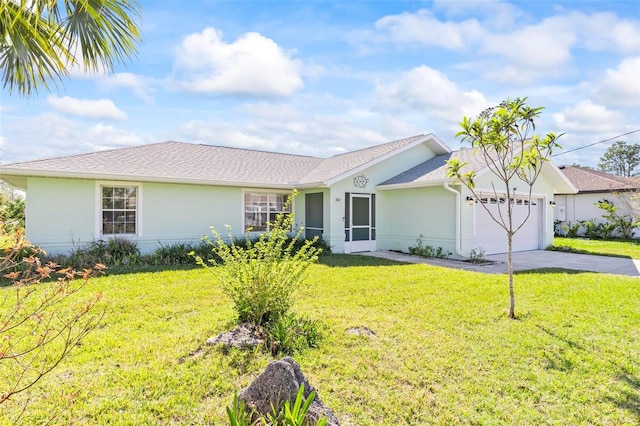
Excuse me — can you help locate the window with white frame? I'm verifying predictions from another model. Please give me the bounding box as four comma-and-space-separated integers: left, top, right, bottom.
244, 192, 291, 231
101, 186, 137, 235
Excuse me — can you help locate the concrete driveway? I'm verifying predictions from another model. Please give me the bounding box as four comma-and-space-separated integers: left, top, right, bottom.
363, 250, 640, 277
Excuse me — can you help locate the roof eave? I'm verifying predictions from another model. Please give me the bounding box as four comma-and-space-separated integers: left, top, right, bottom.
0, 169, 300, 190
376, 178, 454, 190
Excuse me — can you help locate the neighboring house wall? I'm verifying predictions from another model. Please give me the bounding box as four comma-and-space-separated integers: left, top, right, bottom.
555, 191, 640, 237
556, 192, 638, 224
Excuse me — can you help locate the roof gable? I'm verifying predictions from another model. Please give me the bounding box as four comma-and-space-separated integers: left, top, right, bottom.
298, 133, 450, 185
378, 148, 577, 194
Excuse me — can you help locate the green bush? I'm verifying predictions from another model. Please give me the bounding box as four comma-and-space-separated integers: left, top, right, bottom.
580, 219, 601, 239
408, 236, 451, 259
0, 196, 25, 233
50, 238, 141, 269
145, 241, 212, 266
561, 221, 582, 238
193, 193, 322, 326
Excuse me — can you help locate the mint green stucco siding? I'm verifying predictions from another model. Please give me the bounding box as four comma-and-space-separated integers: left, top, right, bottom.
26, 177, 95, 255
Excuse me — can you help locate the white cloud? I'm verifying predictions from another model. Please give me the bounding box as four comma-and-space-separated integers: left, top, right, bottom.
375, 65, 493, 126
371, 8, 640, 84
375, 9, 484, 49
481, 19, 575, 71
552, 100, 624, 133
85, 124, 147, 151
571, 12, 640, 55
0, 113, 144, 163
173, 27, 303, 96
47, 96, 127, 120
99, 72, 156, 103
432, 0, 524, 28
592, 57, 640, 107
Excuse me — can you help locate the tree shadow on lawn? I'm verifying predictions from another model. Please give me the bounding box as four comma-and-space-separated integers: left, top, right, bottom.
317, 254, 407, 268
609, 366, 640, 424
537, 325, 640, 422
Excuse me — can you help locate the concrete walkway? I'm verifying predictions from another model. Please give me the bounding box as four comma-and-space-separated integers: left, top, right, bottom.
362, 250, 640, 277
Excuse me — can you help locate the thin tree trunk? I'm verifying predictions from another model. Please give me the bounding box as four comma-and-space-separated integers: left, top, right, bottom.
507, 232, 515, 319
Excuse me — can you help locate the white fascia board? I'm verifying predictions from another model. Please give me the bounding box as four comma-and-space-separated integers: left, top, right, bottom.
324, 134, 450, 187
375, 178, 454, 190
423, 133, 452, 155
546, 162, 579, 194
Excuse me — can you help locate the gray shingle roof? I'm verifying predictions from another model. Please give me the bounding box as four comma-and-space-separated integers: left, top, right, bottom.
558, 165, 639, 193
0, 135, 443, 187
1, 142, 324, 186
298, 134, 434, 184
379, 148, 486, 187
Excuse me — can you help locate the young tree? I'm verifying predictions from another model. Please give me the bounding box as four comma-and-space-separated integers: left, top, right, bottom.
0, 230, 105, 416
447, 97, 562, 319
1, 0, 142, 96
598, 141, 640, 177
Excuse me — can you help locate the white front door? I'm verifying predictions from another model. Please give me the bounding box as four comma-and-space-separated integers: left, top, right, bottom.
348, 193, 376, 253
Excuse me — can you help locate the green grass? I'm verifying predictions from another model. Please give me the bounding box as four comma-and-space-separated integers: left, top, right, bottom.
549, 237, 640, 259
1, 256, 639, 425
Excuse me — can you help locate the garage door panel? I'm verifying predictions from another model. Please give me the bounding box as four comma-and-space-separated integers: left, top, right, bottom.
475, 199, 540, 255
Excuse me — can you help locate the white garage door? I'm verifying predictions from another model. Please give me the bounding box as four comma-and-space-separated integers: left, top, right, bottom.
475, 197, 540, 255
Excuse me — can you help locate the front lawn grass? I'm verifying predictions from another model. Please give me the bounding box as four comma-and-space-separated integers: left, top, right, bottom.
549, 237, 640, 259
2, 257, 639, 425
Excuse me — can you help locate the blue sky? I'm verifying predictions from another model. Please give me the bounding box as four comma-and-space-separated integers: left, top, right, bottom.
1, 0, 639, 167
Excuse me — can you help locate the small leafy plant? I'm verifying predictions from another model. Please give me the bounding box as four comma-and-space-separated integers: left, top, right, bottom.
467, 247, 487, 263
226, 384, 327, 426
265, 313, 325, 356
561, 221, 582, 238
408, 236, 451, 259
580, 219, 601, 239
193, 192, 322, 326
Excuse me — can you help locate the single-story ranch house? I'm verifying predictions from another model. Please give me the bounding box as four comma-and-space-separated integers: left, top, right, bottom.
0, 134, 576, 257
554, 165, 640, 232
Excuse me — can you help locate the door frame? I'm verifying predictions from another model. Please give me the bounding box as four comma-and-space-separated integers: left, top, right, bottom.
345, 192, 376, 253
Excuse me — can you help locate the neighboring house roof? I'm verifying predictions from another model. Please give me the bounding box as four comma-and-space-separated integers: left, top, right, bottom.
378, 148, 577, 194
557, 165, 640, 194
0, 134, 449, 189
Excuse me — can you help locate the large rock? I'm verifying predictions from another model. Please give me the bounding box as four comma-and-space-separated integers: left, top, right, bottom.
206, 323, 264, 349
238, 357, 340, 426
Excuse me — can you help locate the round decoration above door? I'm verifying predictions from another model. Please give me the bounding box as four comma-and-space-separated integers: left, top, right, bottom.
353, 174, 369, 189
